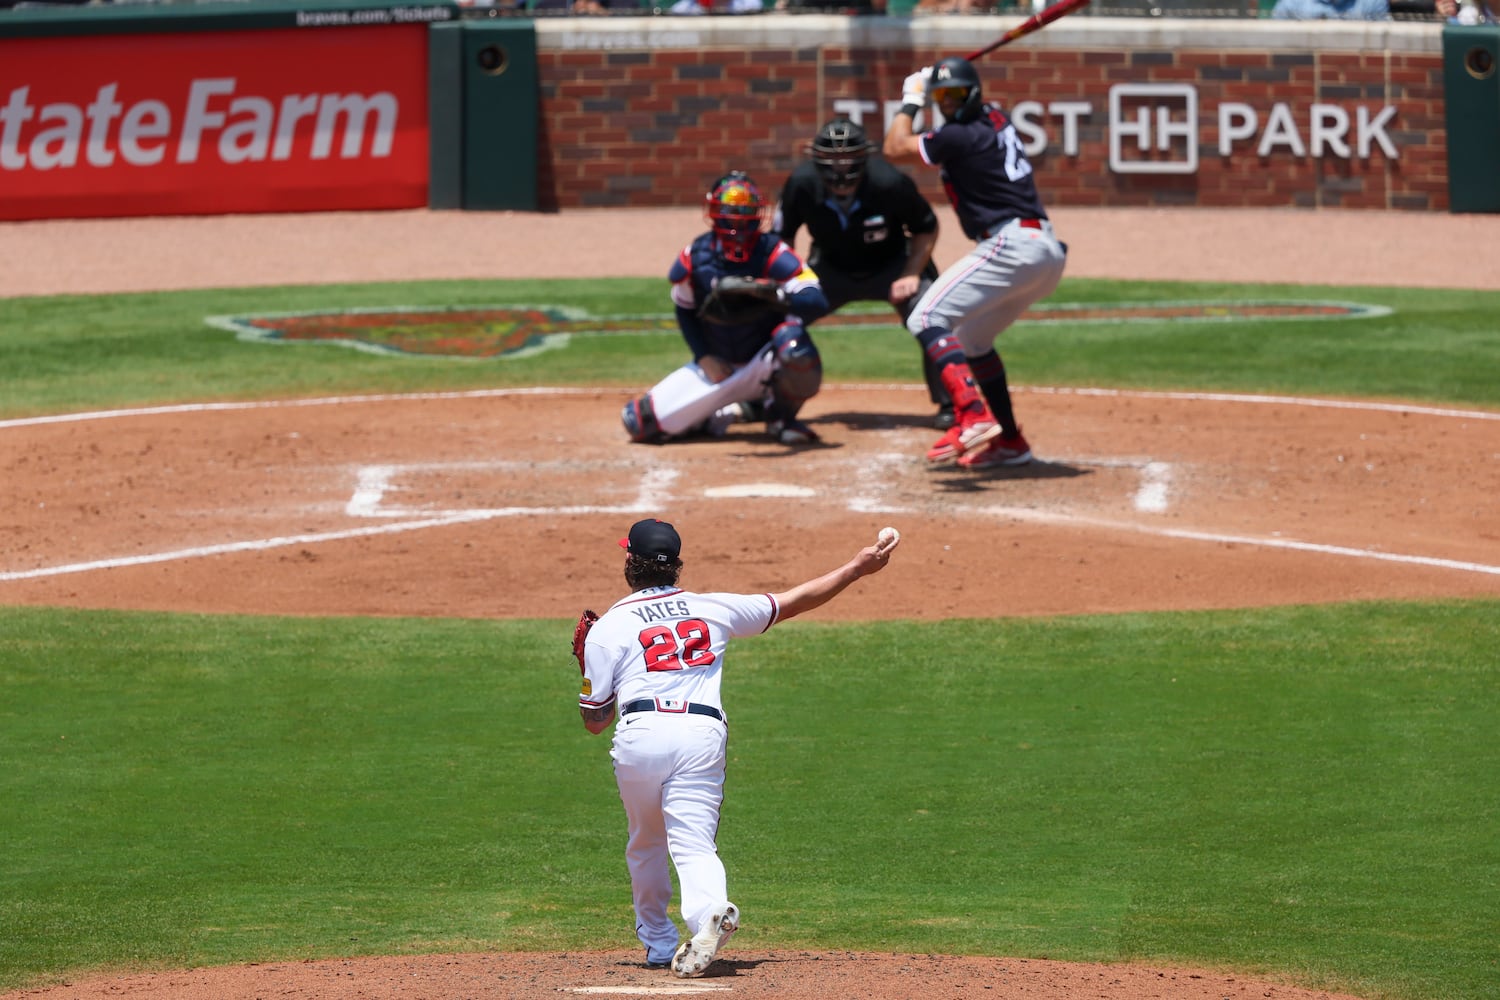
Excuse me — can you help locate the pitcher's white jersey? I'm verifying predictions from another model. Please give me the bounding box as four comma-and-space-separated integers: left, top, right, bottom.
580, 585, 779, 717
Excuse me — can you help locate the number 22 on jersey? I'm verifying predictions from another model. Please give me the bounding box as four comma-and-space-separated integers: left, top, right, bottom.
640, 618, 716, 671
988, 109, 1033, 183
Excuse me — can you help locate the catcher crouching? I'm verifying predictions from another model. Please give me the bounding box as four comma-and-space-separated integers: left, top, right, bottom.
621, 172, 830, 446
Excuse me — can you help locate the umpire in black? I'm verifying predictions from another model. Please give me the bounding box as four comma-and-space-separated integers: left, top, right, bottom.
771, 118, 954, 429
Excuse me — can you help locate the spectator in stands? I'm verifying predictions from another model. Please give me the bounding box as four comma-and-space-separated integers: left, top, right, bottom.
775, 0, 884, 12
913, 0, 992, 11
669, 0, 764, 11
522, 0, 624, 11
1270, 0, 1389, 16
1436, 0, 1499, 21
471, 0, 630, 11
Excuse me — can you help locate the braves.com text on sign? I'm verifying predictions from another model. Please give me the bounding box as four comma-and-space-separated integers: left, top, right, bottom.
0, 26, 430, 221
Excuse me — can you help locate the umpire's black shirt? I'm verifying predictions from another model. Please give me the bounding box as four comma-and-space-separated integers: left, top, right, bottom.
772, 158, 938, 282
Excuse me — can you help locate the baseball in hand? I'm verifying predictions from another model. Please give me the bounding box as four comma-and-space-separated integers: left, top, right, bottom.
876, 526, 901, 554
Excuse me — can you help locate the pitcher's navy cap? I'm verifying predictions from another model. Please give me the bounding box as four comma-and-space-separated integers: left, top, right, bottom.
619, 519, 681, 562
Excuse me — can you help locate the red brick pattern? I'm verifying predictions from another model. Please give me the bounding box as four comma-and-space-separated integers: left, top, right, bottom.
536, 44, 1447, 213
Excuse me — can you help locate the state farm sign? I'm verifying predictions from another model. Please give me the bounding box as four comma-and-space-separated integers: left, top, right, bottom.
1, 81, 400, 169
0, 26, 429, 220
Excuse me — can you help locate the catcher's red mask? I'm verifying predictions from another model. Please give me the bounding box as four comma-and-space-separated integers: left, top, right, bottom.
705, 174, 764, 264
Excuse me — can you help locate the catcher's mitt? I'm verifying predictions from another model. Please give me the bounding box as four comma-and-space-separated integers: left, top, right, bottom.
571, 609, 599, 674
698, 275, 786, 325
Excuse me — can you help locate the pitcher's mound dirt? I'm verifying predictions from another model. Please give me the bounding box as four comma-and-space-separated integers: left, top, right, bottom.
0, 950, 1370, 1000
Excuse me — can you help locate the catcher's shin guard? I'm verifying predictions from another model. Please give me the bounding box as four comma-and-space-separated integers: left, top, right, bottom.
621, 394, 665, 444
768, 320, 822, 409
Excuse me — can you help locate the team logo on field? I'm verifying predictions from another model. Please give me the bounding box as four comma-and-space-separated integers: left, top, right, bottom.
207, 301, 1388, 360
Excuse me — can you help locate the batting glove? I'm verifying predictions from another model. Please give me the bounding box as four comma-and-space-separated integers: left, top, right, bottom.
901, 70, 928, 109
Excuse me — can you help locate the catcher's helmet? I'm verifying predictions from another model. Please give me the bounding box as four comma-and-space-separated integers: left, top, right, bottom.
929, 56, 984, 124
705, 171, 764, 264
809, 118, 873, 193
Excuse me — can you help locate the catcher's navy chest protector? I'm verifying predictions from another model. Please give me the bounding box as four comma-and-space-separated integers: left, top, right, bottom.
687, 234, 786, 364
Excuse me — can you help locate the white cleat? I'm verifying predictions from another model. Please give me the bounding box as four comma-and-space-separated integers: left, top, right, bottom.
671, 902, 739, 979
707, 402, 754, 437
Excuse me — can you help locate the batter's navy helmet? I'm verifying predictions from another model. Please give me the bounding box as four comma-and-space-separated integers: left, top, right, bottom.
929, 56, 984, 124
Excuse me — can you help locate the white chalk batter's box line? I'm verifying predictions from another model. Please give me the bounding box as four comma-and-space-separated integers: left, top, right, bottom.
2, 387, 1498, 582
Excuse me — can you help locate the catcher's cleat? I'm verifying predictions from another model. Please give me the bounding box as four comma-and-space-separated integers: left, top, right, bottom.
671, 902, 739, 979
957, 429, 1033, 468
933, 404, 956, 430
769, 417, 820, 445
707, 401, 755, 437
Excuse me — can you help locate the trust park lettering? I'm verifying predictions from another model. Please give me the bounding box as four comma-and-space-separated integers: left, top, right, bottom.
0, 79, 397, 170
845, 83, 1399, 173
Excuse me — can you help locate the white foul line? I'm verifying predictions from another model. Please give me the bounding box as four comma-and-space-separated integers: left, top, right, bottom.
981, 505, 1500, 577
2, 463, 681, 583
1018, 385, 1500, 422
0, 514, 493, 582
0, 387, 606, 430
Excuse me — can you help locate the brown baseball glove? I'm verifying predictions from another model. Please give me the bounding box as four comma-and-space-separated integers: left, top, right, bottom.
698, 275, 786, 325
571, 609, 599, 674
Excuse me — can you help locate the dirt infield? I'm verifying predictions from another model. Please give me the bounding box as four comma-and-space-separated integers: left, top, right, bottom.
2, 205, 1497, 1000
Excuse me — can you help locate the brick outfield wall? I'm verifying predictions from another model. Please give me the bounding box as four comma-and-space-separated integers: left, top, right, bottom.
531, 18, 1447, 213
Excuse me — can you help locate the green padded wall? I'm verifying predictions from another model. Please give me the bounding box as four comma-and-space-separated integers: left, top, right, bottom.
1443, 25, 1500, 213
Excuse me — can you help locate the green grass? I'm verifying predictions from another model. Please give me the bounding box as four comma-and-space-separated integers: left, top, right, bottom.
3, 274, 1499, 999
1, 278, 1499, 418
1, 604, 1496, 998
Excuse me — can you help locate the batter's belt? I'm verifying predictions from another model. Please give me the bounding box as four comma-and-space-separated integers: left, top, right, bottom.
977, 217, 1048, 240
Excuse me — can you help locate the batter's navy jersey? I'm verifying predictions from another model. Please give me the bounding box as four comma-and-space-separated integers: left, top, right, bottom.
919, 105, 1048, 241
771, 159, 938, 281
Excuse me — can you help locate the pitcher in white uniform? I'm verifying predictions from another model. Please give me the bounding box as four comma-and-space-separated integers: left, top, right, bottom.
578, 518, 901, 978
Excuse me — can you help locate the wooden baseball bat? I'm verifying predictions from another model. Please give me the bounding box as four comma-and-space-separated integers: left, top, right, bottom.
963, 0, 1091, 62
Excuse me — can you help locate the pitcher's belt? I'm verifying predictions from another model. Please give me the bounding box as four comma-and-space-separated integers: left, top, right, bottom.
622, 698, 724, 722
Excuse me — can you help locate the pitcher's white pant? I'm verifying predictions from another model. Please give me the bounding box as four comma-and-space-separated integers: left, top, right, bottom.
646, 347, 776, 437
611, 713, 730, 962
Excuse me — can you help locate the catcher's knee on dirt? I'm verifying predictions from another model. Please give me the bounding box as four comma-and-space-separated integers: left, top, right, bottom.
768, 321, 822, 411
621, 394, 665, 443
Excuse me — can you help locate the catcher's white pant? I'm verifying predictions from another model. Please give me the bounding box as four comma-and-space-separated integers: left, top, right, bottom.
645, 347, 777, 437
611, 711, 730, 963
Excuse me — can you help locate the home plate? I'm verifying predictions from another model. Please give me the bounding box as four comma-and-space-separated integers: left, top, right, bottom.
564, 985, 730, 995
704, 483, 816, 498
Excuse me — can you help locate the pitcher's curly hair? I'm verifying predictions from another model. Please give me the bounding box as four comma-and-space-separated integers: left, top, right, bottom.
625, 553, 682, 591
